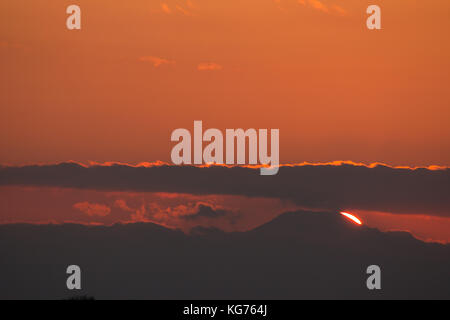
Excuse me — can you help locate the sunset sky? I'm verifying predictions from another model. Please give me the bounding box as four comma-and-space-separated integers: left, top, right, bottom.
2, 0, 450, 165
1, 1, 450, 243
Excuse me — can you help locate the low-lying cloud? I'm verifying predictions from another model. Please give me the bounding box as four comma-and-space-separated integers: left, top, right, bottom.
73, 201, 111, 217
1, 162, 449, 217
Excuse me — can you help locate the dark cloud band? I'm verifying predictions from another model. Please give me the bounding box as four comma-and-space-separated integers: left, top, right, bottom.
1, 162, 449, 217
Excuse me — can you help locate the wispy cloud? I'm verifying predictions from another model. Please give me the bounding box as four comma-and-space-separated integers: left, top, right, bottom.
197, 62, 223, 71
139, 56, 175, 67
331, 4, 346, 16
160, 1, 193, 16
175, 5, 192, 16
298, 0, 347, 16
160, 2, 172, 14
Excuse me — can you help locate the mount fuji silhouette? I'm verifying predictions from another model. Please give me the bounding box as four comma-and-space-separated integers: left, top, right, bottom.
0, 210, 449, 299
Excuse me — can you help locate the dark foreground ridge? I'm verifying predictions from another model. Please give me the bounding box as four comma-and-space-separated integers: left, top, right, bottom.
0, 210, 449, 299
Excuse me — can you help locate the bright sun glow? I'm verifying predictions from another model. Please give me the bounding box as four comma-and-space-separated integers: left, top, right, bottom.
340, 212, 362, 225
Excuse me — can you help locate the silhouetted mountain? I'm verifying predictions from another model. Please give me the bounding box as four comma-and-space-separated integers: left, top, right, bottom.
0, 210, 449, 299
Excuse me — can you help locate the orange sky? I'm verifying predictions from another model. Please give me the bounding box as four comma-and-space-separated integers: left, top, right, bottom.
1, 0, 450, 166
